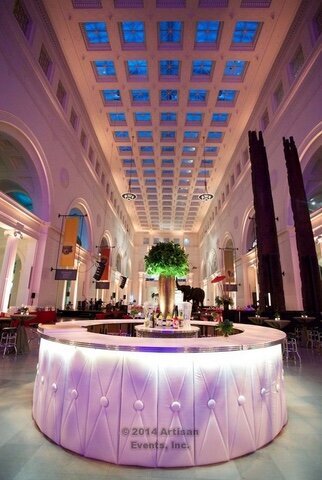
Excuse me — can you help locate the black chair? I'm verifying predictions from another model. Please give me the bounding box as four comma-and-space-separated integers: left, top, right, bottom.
0, 327, 18, 357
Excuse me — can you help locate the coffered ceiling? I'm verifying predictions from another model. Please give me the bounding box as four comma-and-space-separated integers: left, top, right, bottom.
42, 0, 301, 233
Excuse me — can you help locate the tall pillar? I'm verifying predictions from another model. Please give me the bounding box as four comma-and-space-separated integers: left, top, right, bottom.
28, 225, 48, 307
138, 271, 144, 305
248, 131, 286, 312
283, 136, 322, 314
0, 231, 19, 311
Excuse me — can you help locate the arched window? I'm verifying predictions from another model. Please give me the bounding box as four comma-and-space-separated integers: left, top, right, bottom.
6, 188, 33, 212
69, 207, 90, 250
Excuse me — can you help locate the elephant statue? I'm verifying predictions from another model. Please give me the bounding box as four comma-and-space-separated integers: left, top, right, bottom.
176, 279, 205, 311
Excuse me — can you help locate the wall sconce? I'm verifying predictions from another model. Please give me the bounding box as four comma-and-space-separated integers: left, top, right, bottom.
14, 230, 23, 239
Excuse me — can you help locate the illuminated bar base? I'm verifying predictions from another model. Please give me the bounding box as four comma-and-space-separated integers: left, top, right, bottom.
33, 321, 287, 468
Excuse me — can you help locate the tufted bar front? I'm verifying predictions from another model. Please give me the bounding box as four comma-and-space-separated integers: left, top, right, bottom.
32, 321, 287, 468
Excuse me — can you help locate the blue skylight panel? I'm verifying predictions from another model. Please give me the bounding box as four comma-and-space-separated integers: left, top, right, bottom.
140, 146, 154, 154
135, 112, 151, 122
161, 146, 175, 154
142, 158, 155, 166
180, 169, 193, 176
162, 159, 174, 166
131, 89, 150, 102
212, 113, 229, 123
232, 21, 261, 46
181, 159, 194, 166
161, 131, 176, 140
189, 89, 207, 102
217, 89, 237, 102
159, 21, 183, 44
204, 146, 218, 154
83, 22, 109, 46
179, 179, 190, 185
127, 59, 148, 77
143, 169, 155, 177
199, 169, 210, 177
224, 60, 247, 77
122, 159, 133, 166
93, 60, 116, 78
192, 60, 213, 76
102, 89, 121, 102
182, 146, 197, 154
118, 145, 132, 154
109, 112, 126, 123
114, 130, 129, 139
137, 130, 153, 140
186, 112, 202, 123
121, 21, 145, 44
203, 159, 213, 167
184, 131, 199, 140
207, 131, 223, 140
159, 60, 180, 77
195, 20, 220, 44
160, 89, 178, 102
161, 112, 177, 122
125, 169, 137, 177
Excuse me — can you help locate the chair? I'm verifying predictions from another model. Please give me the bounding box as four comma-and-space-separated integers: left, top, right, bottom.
0, 327, 18, 357
306, 329, 322, 352
284, 336, 301, 363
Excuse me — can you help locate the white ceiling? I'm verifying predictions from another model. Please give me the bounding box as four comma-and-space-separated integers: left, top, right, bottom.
42, 0, 301, 233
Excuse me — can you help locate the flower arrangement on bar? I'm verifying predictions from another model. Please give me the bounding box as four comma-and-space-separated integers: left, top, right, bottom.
218, 318, 234, 337
214, 295, 233, 308
19, 306, 30, 315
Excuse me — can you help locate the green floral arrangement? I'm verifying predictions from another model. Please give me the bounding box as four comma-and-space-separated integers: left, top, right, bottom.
215, 295, 233, 307
144, 241, 189, 277
218, 318, 234, 337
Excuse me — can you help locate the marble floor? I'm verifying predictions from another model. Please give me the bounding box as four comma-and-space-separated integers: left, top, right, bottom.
0, 340, 322, 480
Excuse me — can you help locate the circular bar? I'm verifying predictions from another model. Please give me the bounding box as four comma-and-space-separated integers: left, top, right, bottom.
32, 321, 287, 468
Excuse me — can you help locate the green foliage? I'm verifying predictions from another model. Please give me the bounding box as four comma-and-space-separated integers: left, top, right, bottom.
144, 241, 189, 277
218, 318, 234, 337
215, 295, 233, 307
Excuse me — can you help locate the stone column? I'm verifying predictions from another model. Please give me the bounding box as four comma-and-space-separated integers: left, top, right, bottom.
248, 131, 285, 312
0, 231, 19, 311
138, 271, 144, 306
283, 136, 322, 314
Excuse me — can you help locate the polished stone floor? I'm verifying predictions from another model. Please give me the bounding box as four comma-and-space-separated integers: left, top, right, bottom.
0, 340, 322, 480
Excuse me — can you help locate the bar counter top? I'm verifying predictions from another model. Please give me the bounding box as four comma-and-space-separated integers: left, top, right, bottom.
38, 319, 286, 352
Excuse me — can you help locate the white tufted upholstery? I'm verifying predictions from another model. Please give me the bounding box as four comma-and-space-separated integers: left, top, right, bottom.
33, 328, 286, 467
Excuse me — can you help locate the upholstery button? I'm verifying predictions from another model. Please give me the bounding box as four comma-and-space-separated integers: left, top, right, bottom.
238, 395, 246, 405
276, 383, 280, 392
133, 400, 144, 411
41, 376, 44, 384
71, 389, 78, 399
100, 396, 109, 407
52, 383, 57, 392
171, 401, 181, 412
261, 388, 266, 396
207, 399, 216, 409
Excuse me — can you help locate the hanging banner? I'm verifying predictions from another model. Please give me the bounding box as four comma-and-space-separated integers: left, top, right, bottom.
59, 217, 79, 268
100, 246, 110, 281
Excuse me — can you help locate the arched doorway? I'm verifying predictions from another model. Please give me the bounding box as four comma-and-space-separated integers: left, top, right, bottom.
0, 127, 50, 311
58, 205, 92, 310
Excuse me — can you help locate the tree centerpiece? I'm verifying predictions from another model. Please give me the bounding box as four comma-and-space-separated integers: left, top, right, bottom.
144, 241, 189, 318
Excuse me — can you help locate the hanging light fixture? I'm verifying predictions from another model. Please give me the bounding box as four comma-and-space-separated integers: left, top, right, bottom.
122, 134, 137, 201
198, 136, 214, 201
